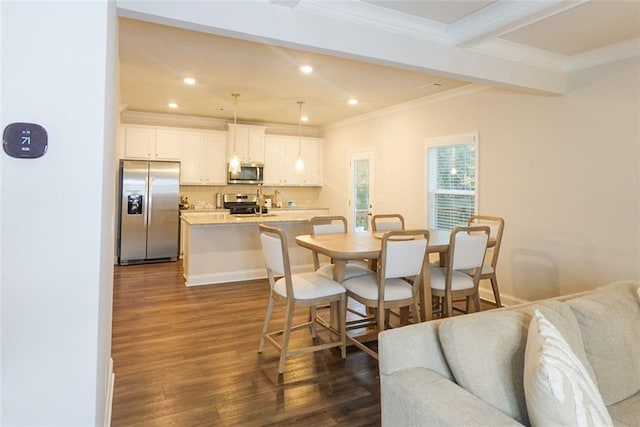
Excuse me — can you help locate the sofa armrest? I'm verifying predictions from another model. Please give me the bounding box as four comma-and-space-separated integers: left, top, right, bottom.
381, 368, 523, 427
379, 320, 453, 380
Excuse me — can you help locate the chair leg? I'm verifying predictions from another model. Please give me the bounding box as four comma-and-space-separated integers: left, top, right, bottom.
278, 301, 295, 374
339, 294, 347, 359
398, 307, 409, 325
412, 301, 421, 323
309, 306, 317, 338
472, 292, 481, 312
490, 276, 502, 308
444, 296, 453, 318
258, 296, 275, 353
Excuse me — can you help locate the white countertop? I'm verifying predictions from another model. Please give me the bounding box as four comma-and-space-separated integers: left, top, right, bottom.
181, 212, 321, 225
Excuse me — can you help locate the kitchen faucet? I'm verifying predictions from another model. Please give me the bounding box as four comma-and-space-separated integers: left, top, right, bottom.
256, 184, 264, 217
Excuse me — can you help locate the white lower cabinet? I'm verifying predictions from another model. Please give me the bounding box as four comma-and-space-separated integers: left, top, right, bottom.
264, 135, 322, 186
180, 130, 227, 185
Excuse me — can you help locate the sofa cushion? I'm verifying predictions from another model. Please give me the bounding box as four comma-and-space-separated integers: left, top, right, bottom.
438, 300, 594, 425
381, 368, 524, 426
523, 309, 612, 427
608, 390, 640, 427
567, 281, 640, 406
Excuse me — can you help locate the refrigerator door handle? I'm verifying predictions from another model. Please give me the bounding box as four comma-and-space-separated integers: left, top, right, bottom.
147, 176, 153, 228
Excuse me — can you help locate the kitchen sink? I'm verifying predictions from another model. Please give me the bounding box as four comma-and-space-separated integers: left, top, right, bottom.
232, 213, 278, 218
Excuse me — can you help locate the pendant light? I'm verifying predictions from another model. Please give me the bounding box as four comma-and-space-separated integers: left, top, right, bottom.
295, 100, 305, 173
228, 93, 241, 174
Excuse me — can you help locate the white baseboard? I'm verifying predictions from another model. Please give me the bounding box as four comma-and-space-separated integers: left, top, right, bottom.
479, 287, 529, 307
104, 358, 115, 427
185, 264, 315, 286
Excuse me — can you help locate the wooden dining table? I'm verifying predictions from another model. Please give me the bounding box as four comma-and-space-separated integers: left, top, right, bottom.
295, 228, 454, 322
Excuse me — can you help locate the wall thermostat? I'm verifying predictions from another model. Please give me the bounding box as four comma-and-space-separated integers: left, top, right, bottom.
3, 122, 48, 158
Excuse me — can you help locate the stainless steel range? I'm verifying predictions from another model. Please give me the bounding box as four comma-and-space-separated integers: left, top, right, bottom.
223, 193, 268, 215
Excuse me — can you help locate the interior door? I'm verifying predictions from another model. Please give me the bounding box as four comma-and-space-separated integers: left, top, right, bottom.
348, 150, 374, 232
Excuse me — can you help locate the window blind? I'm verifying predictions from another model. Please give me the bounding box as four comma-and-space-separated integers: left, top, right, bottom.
427, 139, 476, 230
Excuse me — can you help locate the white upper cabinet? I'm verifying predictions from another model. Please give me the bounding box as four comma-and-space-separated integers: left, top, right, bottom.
180, 130, 228, 185
121, 125, 180, 160
264, 135, 322, 186
227, 124, 265, 164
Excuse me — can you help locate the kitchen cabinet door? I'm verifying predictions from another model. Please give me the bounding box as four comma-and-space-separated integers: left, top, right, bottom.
202, 132, 228, 184
180, 131, 206, 184
122, 125, 180, 160
263, 136, 286, 185
264, 135, 323, 186
300, 137, 322, 186
154, 129, 180, 159
180, 130, 228, 185
123, 126, 154, 159
284, 137, 322, 186
228, 124, 265, 163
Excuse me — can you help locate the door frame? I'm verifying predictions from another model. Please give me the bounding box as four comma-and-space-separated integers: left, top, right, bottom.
348, 149, 375, 232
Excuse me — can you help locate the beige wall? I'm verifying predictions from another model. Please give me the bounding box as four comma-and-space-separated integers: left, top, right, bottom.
319, 58, 640, 302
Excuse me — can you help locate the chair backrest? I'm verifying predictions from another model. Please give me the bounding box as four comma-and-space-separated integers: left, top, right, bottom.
449, 225, 490, 271
379, 230, 429, 279
371, 214, 405, 232
259, 224, 293, 295
468, 215, 504, 269
310, 215, 348, 235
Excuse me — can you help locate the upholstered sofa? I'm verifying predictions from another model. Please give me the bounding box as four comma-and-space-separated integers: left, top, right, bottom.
379, 280, 640, 426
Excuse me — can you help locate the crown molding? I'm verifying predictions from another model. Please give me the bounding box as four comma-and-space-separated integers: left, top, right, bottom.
470, 38, 568, 71
567, 37, 640, 71
448, 0, 587, 47
120, 110, 321, 137
324, 84, 489, 131
299, 0, 448, 44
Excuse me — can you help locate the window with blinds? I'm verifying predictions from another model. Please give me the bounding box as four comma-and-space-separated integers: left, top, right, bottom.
427, 134, 477, 230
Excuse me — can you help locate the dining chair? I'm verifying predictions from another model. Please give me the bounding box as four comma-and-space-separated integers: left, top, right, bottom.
342, 229, 430, 359
430, 225, 490, 318
309, 215, 374, 280
258, 224, 347, 374
371, 213, 405, 232
468, 215, 505, 308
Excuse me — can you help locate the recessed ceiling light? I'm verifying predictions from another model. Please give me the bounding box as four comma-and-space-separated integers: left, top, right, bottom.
168, 102, 178, 109
183, 77, 196, 85
348, 98, 358, 106
301, 115, 309, 122
299, 65, 313, 74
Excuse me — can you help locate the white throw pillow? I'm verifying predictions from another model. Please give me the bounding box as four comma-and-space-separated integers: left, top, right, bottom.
523, 309, 613, 427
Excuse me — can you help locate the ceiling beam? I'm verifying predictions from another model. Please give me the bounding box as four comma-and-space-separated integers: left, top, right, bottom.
116, 0, 567, 94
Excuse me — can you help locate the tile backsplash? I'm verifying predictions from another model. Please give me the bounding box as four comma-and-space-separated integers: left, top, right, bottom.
180, 185, 322, 208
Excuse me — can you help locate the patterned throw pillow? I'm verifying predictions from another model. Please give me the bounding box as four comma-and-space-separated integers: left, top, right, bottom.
523, 309, 613, 427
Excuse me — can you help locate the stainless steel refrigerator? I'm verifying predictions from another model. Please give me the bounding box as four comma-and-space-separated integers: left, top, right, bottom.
117, 160, 180, 265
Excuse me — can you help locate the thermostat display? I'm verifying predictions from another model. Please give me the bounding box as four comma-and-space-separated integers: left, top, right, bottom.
3, 122, 48, 158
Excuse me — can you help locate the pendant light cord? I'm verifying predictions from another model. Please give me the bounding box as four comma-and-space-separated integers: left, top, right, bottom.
297, 101, 304, 155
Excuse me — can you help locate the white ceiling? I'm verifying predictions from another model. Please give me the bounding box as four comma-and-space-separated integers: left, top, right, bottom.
118, 0, 640, 128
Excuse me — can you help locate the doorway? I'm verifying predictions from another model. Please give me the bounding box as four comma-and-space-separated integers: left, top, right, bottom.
348, 150, 375, 232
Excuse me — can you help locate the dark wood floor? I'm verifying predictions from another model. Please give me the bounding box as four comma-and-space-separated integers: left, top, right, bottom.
111, 261, 382, 426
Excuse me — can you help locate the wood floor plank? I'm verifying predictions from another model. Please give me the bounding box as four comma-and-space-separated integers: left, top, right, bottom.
111, 261, 381, 426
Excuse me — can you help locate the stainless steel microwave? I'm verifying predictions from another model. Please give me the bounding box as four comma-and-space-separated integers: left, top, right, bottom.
227, 163, 264, 184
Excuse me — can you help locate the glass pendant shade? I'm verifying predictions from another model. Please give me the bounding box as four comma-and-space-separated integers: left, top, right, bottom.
229, 153, 241, 174
229, 93, 241, 174
295, 155, 305, 173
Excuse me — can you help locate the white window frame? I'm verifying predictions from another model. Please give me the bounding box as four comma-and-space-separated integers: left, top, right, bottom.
425, 132, 479, 230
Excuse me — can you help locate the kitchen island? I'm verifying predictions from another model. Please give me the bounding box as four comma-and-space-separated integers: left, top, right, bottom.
181, 210, 327, 286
